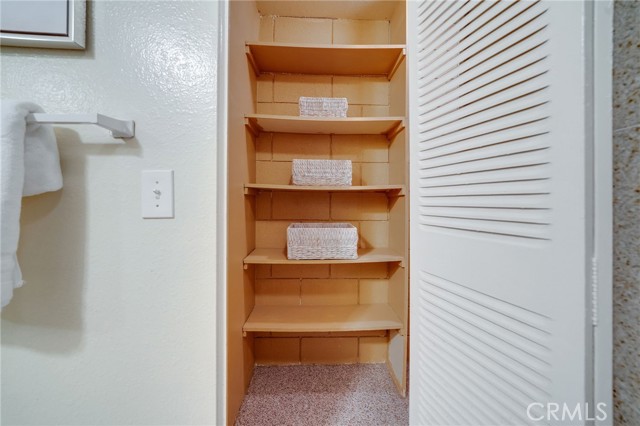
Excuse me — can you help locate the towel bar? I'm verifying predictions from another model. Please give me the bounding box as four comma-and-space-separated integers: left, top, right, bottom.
26, 113, 135, 138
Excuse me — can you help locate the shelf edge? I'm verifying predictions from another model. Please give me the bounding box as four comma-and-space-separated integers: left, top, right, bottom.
245, 45, 260, 76
243, 248, 405, 268
388, 48, 406, 80
244, 183, 405, 196
242, 304, 403, 335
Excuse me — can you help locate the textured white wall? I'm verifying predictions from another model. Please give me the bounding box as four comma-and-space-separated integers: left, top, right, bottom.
612, 1, 640, 424
0, 2, 218, 425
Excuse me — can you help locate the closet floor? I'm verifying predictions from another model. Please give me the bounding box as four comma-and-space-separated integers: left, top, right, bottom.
235, 364, 409, 426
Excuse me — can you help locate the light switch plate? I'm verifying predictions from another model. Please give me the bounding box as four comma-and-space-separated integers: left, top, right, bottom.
141, 170, 174, 218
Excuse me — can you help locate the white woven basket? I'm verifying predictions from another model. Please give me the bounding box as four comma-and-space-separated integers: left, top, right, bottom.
299, 97, 348, 118
292, 159, 352, 186
287, 223, 358, 260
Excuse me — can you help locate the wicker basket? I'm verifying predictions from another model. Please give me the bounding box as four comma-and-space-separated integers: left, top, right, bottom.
299, 97, 348, 118
292, 159, 352, 186
287, 223, 358, 260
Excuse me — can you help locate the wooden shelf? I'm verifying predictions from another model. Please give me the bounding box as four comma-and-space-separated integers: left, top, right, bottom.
245, 114, 405, 139
254, 2, 399, 21
244, 247, 404, 268
245, 42, 406, 78
243, 304, 403, 334
244, 183, 405, 196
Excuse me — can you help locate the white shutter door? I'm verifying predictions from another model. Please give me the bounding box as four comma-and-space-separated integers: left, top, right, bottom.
408, 1, 593, 425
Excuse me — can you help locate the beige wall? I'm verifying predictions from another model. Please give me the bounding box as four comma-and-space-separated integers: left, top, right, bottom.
250, 12, 398, 367
226, 1, 260, 423
0, 2, 218, 424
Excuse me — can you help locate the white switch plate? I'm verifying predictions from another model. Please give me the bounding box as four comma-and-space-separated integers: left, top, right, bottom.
141, 170, 174, 219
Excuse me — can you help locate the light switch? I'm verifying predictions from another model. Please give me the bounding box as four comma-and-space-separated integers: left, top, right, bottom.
141, 170, 174, 218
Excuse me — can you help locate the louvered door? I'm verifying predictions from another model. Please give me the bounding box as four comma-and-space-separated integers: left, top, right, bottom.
408, 1, 593, 425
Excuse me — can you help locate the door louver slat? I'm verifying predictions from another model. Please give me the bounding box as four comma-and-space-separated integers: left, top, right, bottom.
410, 1, 592, 424
415, 0, 551, 240
416, 271, 552, 425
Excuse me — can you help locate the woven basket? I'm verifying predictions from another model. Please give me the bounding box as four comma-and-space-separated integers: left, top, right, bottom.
292, 159, 352, 186
287, 223, 358, 260
299, 97, 348, 118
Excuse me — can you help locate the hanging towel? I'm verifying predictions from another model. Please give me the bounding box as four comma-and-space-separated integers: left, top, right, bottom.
1, 100, 63, 309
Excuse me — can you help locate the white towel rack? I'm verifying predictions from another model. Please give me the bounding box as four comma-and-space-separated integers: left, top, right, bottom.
25, 113, 135, 138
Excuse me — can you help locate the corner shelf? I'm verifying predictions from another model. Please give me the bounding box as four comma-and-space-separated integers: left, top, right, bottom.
245, 114, 405, 139
243, 304, 403, 334
244, 247, 404, 268
245, 42, 406, 79
244, 183, 405, 196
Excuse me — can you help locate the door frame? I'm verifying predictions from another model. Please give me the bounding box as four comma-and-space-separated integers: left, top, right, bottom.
591, 1, 613, 424
216, 0, 229, 425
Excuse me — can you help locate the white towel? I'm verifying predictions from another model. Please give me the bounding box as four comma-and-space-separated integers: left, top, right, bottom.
1, 100, 63, 309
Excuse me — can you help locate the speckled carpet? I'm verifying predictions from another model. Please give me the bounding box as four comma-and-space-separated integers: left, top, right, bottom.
235, 364, 409, 426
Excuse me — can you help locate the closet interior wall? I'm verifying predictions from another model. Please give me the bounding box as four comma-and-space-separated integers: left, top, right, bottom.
227, 1, 259, 421
227, 1, 408, 423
